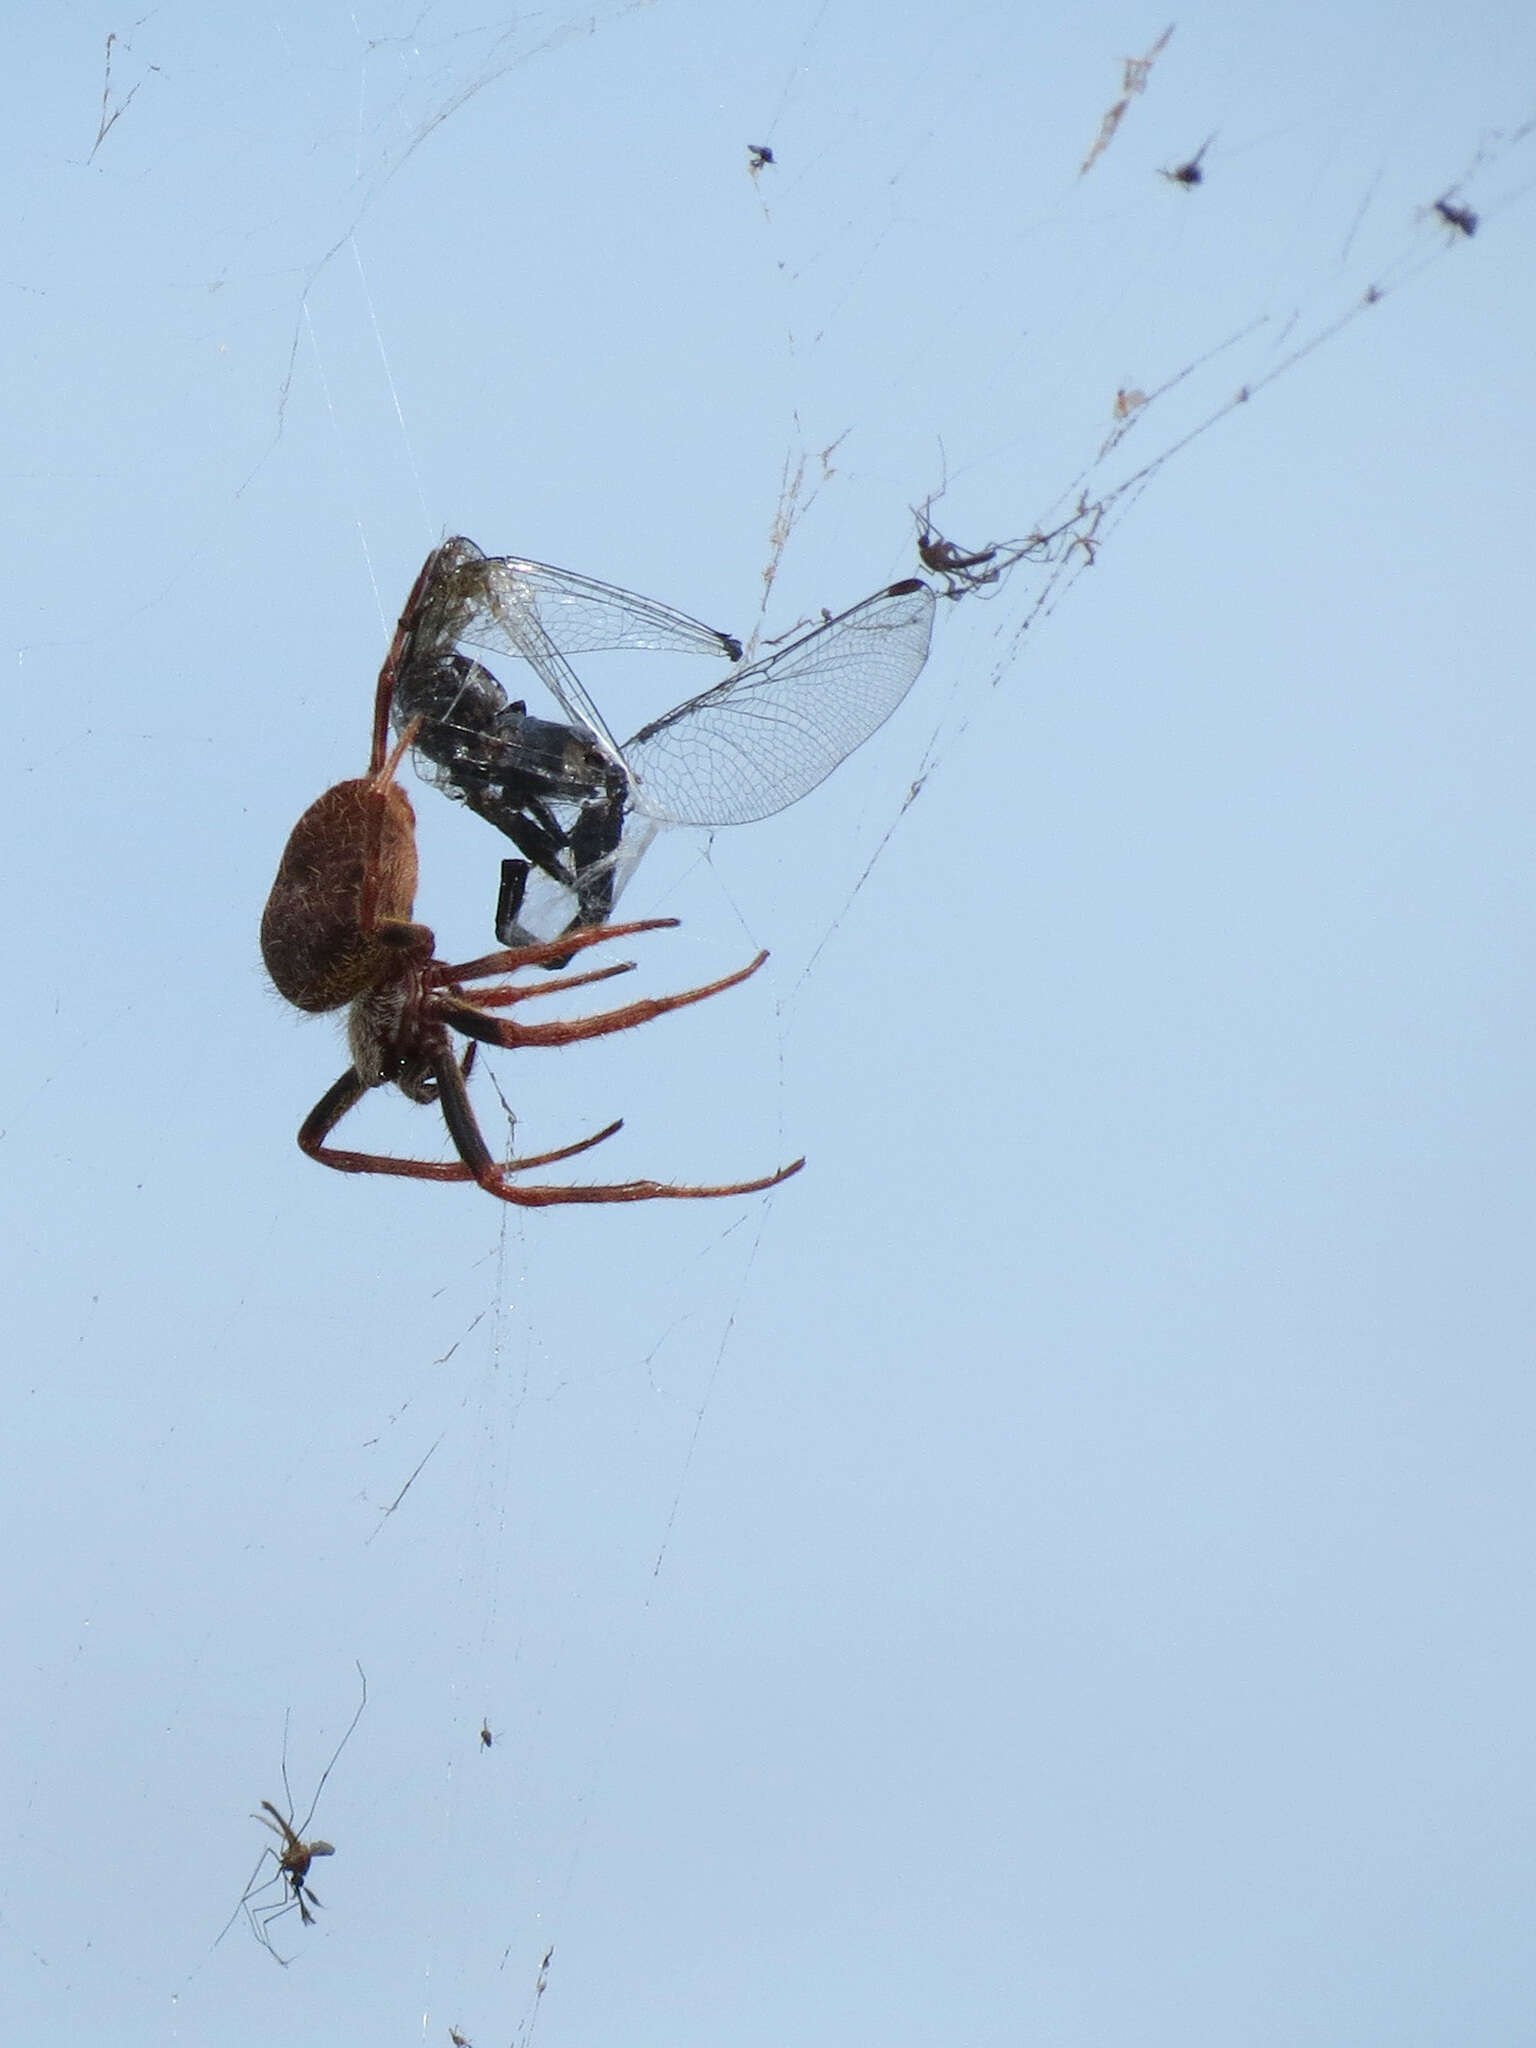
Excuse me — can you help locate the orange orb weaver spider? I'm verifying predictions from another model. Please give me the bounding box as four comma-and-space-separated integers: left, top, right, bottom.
261, 553, 804, 1207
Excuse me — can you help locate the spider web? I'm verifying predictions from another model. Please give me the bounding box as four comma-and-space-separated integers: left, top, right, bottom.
5, 8, 1536, 2046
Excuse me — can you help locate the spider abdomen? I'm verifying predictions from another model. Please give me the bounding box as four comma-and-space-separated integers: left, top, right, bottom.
262, 776, 423, 1011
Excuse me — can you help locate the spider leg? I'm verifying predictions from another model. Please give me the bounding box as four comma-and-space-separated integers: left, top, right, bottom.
298, 1068, 625, 1180
435, 916, 680, 985
461, 957, 637, 1009
490, 1126, 627, 1172
480, 1160, 805, 1206
431, 1048, 805, 1207
437, 952, 770, 1052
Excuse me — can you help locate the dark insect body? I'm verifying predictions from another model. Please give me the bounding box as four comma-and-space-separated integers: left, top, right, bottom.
254, 1801, 333, 1931
1433, 196, 1477, 236
1161, 136, 1212, 187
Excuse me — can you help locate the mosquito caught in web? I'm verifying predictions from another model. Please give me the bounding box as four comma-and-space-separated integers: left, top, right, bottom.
214, 1665, 369, 1966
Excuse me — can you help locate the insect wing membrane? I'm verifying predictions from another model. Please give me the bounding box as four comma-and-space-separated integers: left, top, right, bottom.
469, 558, 743, 661
622, 580, 937, 826
385, 546, 934, 941
437, 553, 744, 766
462, 561, 628, 768
506, 810, 662, 946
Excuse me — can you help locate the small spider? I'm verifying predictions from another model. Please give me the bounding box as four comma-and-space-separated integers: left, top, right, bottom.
479, 1720, 494, 1749
747, 142, 774, 172
917, 526, 1000, 590
915, 508, 1003, 596
261, 554, 805, 1208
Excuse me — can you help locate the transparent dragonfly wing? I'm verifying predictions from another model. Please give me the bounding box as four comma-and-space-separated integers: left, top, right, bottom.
506, 812, 662, 947
408, 540, 743, 768
384, 545, 939, 945
463, 556, 744, 662
622, 579, 937, 826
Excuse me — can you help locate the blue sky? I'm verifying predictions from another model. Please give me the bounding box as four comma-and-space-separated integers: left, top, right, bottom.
4, 4, 1536, 2042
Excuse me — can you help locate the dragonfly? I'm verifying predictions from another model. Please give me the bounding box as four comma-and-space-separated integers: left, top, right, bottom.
382, 538, 938, 949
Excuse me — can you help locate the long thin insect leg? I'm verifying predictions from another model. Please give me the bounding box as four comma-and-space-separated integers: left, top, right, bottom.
295, 1662, 368, 1837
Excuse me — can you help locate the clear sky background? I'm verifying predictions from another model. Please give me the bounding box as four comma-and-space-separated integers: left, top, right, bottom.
5, 4, 1536, 2043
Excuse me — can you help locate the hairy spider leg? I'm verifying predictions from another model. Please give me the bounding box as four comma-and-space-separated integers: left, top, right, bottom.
300, 942, 802, 1206
434, 949, 772, 1053
432, 915, 681, 984
299, 1072, 625, 1183
427, 1044, 802, 1206
458, 956, 638, 1009
300, 1061, 800, 1206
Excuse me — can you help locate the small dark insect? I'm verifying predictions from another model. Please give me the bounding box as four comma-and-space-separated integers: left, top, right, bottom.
747, 142, 774, 171
261, 555, 804, 1208
479, 1720, 494, 1749
1433, 196, 1478, 237
450, 2031, 473, 2046
1161, 136, 1212, 187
